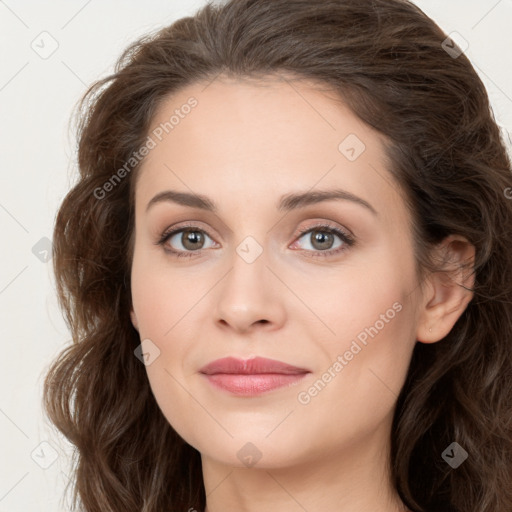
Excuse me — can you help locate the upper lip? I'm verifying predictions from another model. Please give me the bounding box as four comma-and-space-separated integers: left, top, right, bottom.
199, 356, 311, 375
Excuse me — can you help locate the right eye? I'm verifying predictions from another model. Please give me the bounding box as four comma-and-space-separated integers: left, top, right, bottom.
157, 224, 217, 258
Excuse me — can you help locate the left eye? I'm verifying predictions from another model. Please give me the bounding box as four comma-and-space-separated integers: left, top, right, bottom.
291, 225, 354, 257
295, 228, 343, 251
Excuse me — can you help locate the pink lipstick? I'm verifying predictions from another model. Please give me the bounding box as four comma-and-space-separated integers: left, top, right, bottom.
199, 356, 310, 396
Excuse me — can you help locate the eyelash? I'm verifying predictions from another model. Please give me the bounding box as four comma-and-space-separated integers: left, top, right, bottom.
156, 221, 355, 259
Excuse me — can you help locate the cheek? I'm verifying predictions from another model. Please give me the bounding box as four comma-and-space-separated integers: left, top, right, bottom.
305, 248, 416, 399
318, 282, 412, 382
294, 298, 414, 448
130, 247, 187, 337
130, 258, 196, 441
299, 252, 412, 349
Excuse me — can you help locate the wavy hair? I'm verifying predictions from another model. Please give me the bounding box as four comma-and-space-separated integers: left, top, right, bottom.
43, 0, 512, 510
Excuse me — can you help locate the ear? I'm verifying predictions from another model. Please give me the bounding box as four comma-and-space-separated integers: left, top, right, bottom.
416, 234, 475, 343
130, 308, 139, 332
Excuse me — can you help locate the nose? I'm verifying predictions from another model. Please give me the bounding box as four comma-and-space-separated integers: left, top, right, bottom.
213, 246, 286, 334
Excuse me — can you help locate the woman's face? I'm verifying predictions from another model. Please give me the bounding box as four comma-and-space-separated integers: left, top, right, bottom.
130, 76, 425, 469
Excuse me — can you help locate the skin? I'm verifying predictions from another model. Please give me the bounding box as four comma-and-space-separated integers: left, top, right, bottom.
129, 75, 475, 512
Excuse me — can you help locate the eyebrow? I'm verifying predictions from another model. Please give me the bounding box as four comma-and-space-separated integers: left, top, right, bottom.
146, 188, 378, 216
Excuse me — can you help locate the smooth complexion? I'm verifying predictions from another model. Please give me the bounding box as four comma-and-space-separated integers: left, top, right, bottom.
129, 76, 474, 512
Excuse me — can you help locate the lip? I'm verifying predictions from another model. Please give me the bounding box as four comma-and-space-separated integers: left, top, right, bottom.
199, 356, 311, 396
199, 356, 310, 375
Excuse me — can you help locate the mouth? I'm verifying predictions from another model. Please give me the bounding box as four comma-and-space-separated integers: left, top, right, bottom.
199, 356, 311, 396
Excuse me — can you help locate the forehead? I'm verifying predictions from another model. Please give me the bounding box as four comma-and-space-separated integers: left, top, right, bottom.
134, 76, 405, 224
144, 75, 374, 162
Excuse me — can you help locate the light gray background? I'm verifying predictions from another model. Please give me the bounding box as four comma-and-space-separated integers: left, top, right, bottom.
0, 1, 511, 510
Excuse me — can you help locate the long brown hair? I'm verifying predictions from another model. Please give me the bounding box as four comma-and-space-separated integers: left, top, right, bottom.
43, 0, 512, 510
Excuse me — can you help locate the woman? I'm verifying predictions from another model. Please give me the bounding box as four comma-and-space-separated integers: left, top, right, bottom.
43, 0, 512, 511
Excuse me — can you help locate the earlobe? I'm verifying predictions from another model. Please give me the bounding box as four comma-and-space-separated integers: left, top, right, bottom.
415, 234, 475, 344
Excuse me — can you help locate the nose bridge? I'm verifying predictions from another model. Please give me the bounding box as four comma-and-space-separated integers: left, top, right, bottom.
213, 233, 284, 330
224, 234, 270, 302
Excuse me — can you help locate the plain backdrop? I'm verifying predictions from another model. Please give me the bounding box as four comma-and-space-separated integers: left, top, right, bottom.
0, 1, 511, 510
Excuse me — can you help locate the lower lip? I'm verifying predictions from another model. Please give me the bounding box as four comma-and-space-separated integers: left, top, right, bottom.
202, 373, 309, 396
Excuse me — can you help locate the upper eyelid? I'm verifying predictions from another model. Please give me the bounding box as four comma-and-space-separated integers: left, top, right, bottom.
160, 221, 216, 240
